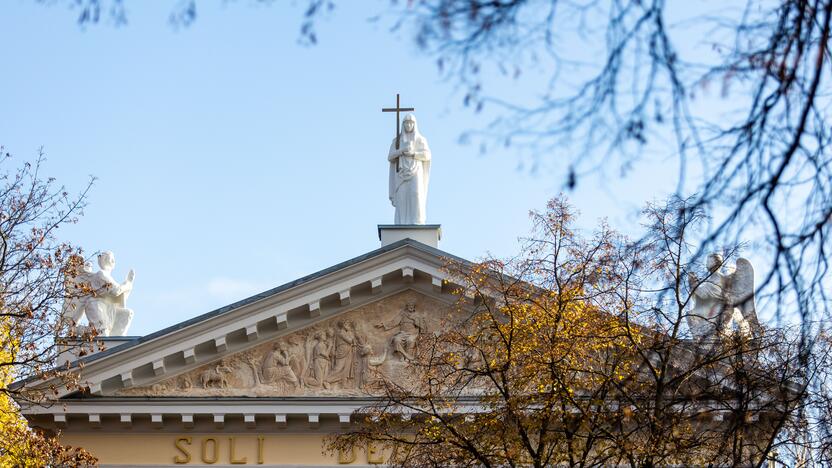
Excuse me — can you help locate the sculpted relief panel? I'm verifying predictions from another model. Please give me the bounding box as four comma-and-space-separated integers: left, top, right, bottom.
118, 291, 450, 397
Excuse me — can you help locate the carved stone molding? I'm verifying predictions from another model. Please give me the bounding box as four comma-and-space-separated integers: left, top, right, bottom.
117, 291, 449, 397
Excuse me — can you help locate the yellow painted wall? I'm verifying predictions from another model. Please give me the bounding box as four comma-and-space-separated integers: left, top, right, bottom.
60, 433, 383, 466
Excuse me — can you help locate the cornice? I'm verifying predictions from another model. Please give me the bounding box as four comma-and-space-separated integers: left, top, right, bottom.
13, 239, 470, 401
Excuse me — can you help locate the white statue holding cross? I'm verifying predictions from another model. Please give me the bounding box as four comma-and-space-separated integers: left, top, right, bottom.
383, 95, 432, 225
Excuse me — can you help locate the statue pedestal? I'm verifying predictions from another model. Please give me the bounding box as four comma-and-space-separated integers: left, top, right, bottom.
378, 224, 441, 248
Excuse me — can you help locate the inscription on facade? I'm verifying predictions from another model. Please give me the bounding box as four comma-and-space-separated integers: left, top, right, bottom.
172, 436, 385, 465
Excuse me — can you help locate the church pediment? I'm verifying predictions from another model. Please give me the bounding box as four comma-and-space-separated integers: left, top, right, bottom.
22, 239, 464, 400
116, 290, 450, 398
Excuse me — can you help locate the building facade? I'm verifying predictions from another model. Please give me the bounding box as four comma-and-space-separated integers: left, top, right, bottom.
20, 228, 463, 466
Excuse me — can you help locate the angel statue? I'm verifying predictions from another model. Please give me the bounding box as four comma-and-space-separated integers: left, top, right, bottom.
687, 253, 761, 340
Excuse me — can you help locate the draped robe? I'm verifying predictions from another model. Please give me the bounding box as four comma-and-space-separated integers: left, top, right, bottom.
388, 118, 431, 225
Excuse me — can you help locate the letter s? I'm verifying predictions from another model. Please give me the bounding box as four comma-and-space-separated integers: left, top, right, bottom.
174, 437, 192, 464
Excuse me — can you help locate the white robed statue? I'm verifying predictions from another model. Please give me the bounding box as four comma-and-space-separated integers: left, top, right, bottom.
687, 253, 761, 340
388, 113, 431, 225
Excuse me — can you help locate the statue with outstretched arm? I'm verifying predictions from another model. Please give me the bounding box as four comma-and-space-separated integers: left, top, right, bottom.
85, 251, 135, 336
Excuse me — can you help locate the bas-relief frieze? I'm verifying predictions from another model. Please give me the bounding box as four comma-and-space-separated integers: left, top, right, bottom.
118, 291, 450, 397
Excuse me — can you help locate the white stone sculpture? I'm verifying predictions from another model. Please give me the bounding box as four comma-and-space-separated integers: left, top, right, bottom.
117, 291, 445, 398
261, 343, 300, 392
327, 319, 373, 389
63, 251, 135, 336
88, 251, 135, 336
687, 253, 761, 339
375, 303, 426, 361
388, 113, 431, 225
201, 363, 232, 389
304, 330, 332, 388
61, 260, 94, 327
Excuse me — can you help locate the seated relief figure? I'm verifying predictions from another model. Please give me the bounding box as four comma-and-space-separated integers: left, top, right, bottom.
261, 342, 300, 392
375, 303, 425, 361
687, 253, 761, 339
61, 251, 135, 336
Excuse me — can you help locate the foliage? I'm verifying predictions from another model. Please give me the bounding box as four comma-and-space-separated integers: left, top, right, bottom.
22, 1, 832, 463
0, 148, 97, 466
34, 0, 335, 42
1, 320, 96, 467
327, 197, 812, 467
376, 1, 832, 360
0, 400, 96, 467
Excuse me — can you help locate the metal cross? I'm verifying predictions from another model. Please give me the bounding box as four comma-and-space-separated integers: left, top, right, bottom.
382, 93, 415, 150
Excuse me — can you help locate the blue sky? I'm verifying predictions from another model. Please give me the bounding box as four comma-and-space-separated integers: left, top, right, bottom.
0, 2, 685, 335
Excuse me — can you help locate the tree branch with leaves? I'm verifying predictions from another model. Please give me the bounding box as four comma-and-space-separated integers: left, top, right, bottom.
0, 147, 97, 466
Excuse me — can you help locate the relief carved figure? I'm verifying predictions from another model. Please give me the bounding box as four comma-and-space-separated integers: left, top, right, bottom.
304, 330, 333, 388
285, 337, 306, 389
179, 375, 193, 391
245, 355, 262, 387
261, 342, 300, 392
327, 320, 373, 389
376, 303, 425, 361
117, 291, 450, 398
201, 363, 232, 389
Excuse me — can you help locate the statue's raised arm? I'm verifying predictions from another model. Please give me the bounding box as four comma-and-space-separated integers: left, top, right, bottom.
85, 251, 136, 336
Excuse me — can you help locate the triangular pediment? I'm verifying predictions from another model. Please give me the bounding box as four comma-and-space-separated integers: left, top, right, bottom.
22, 239, 466, 400
21, 237, 741, 404
116, 289, 453, 397
16, 239, 753, 440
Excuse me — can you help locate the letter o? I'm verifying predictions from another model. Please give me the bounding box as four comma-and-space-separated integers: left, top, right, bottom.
202, 437, 219, 464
